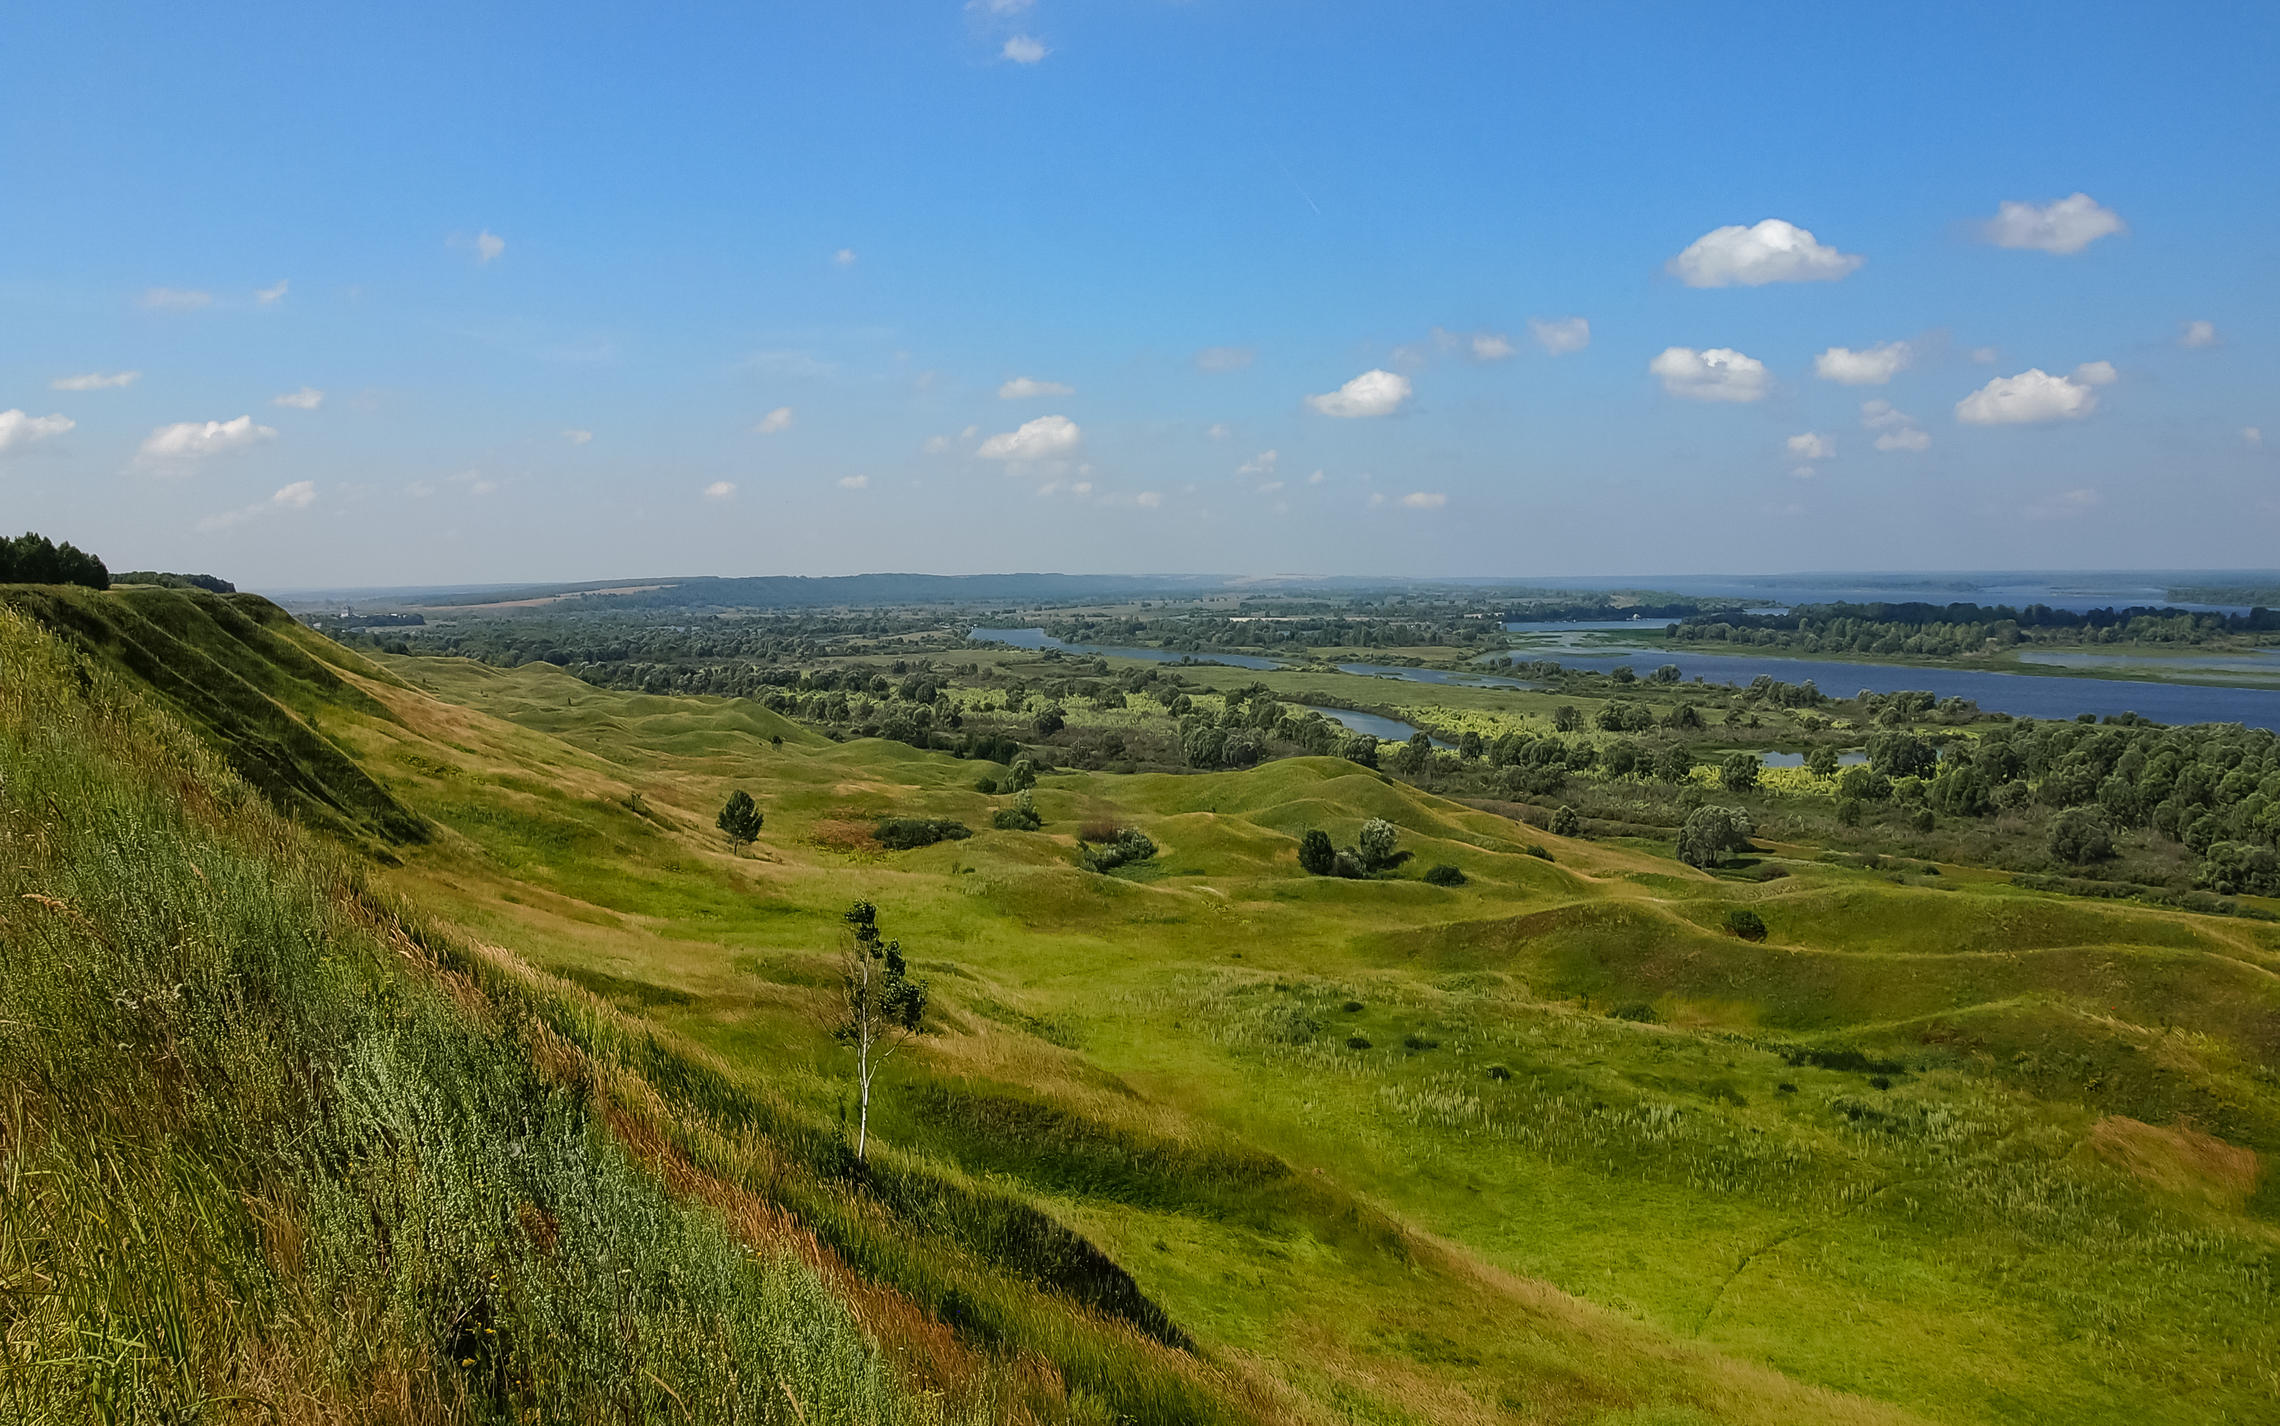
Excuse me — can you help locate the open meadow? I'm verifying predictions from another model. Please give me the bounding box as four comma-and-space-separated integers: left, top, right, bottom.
8, 585, 2271, 1424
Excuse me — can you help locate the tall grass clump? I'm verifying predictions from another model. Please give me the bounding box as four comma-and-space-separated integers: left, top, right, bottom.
0, 608, 954, 1424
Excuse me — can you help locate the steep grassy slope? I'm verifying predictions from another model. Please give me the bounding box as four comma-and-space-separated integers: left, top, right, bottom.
0, 602, 1291, 1424
0, 584, 425, 847
7, 588, 2275, 1424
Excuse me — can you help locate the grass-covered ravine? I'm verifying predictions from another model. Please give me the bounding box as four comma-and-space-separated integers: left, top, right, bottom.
5, 586, 2278, 1424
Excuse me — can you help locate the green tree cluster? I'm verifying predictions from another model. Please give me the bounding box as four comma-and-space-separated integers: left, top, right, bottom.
0, 532, 108, 589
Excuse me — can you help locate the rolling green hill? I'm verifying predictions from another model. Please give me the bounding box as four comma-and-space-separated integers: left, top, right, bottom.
4, 585, 2274, 1425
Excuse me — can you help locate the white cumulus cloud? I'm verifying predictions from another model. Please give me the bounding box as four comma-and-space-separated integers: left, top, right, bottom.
832, 248, 857, 267
2073, 360, 2118, 386
1205, 422, 1232, 440
1980, 193, 2124, 255
1399, 491, 1446, 509
1195, 345, 1254, 372
0, 411, 76, 455
563, 428, 593, 445
1528, 316, 1590, 355
51, 371, 139, 391
754, 406, 794, 434
2179, 320, 2218, 349
703, 480, 736, 500
1649, 347, 1769, 403
1134, 490, 1162, 509
1815, 341, 1912, 386
1955, 369, 2098, 425
1668, 219, 1861, 287
1786, 432, 1834, 461
998, 376, 1073, 399
475, 230, 506, 263
977, 414, 1081, 460
272, 479, 317, 509
256, 279, 290, 305
272, 386, 325, 410
1467, 331, 1515, 361
137, 415, 278, 469
1306, 368, 1411, 418
922, 434, 952, 454
1002, 35, 1047, 63
837, 474, 870, 490
1237, 449, 1278, 477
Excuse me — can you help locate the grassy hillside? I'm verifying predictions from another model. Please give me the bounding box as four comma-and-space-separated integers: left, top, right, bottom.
0, 584, 426, 848
6, 587, 2276, 1424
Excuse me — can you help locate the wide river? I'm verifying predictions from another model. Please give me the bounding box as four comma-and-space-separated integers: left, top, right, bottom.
969, 626, 2280, 732
1492, 629, 2280, 732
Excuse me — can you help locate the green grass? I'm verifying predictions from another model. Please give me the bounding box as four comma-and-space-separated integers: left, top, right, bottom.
8, 588, 2279, 1424
358, 648, 2278, 1425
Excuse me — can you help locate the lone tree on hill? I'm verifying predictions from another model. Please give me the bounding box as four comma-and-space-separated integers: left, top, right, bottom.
1676, 805, 1754, 868
834, 901, 929, 1164
716, 790, 763, 846
1297, 828, 1336, 876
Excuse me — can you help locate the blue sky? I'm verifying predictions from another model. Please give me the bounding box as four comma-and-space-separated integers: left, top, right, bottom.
3, 1, 2275, 588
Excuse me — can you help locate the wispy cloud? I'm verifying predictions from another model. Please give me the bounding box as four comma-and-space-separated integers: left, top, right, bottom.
1528, 317, 1590, 355
1862, 400, 1930, 452
563, 428, 593, 445
754, 406, 795, 434
272, 386, 325, 410
0, 410, 75, 456
1002, 35, 1047, 63
50, 370, 139, 391
142, 287, 214, 312
1196, 345, 1254, 372
255, 279, 290, 305
837, 474, 870, 490
998, 376, 1073, 399
704, 480, 737, 500
2025, 487, 2104, 520
196, 480, 316, 532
